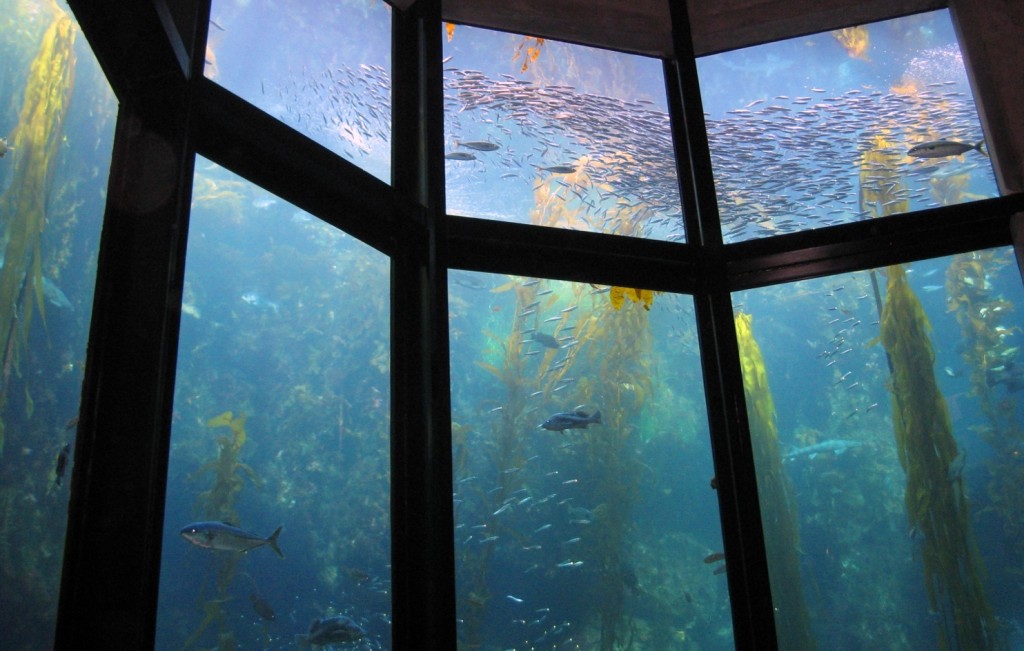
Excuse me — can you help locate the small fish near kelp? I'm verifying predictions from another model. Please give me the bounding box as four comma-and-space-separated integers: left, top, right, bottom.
783, 438, 863, 461
241, 291, 280, 314
180, 521, 284, 558
0, 136, 13, 157
296, 614, 366, 647
250, 592, 276, 621
54, 443, 71, 487
539, 409, 602, 431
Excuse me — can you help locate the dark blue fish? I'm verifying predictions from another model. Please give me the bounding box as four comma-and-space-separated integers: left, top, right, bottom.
540, 410, 601, 431
297, 614, 366, 647
54, 443, 70, 487
180, 521, 284, 558
250, 592, 275, 621
531, 332, 561, 349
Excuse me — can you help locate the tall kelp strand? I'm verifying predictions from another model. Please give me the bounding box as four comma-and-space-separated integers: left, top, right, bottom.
183, 411, 260, 650
0, 7, 76, 455
734, 313, 817, 650
879, 265, 1000, 650
946, 251, 1024, 573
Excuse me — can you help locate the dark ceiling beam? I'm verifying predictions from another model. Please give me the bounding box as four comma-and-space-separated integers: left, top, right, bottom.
440, 0, 946, 58
66, 0, 185, 101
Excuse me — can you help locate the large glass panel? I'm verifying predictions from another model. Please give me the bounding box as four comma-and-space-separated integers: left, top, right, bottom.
444, 25, 685, 242
733, 249, 1024, 649
0, 2, 117, 646
449, 272, 731, 648
156, 160, 391, 649
698, 10, 998, 243
205, 0, 391, 181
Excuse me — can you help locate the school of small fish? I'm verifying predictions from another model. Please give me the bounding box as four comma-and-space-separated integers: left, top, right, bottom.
271, 46, 995, 246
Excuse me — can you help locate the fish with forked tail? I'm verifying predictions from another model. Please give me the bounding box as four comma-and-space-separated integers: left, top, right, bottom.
908, 139, 986, 159
180, 521, 284, 558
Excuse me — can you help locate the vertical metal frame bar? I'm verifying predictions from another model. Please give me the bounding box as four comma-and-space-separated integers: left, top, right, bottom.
391, 1, 458, 649
54, 66, 196, 651
55, 1, 207, 647
664, 1, 778, 648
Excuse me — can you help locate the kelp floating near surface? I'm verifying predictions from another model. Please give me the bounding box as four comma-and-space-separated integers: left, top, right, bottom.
734, 312, 817, 650
0, 7, 77, 455
880, 264, 1001, 650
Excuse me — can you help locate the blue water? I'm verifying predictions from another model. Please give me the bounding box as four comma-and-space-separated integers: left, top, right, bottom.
0, 1, 117, 647
2, 2, 1021, 650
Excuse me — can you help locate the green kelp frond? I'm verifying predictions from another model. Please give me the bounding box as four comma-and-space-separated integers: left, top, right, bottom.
880, 264, 1001, 650
734, 312, 817, 650
0, 9, 76, 454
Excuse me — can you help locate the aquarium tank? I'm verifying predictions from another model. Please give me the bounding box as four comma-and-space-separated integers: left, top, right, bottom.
11, 0, 1024, 649
154, 160, 392, 650
698, 10, 998, 242
0, 0, 117, 647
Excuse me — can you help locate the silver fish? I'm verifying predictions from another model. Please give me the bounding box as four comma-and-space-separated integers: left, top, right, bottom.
180, 521, 284, 557
907, 139, 986, 158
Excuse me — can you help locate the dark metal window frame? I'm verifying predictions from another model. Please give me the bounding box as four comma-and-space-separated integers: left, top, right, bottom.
53, 0, 1024, 649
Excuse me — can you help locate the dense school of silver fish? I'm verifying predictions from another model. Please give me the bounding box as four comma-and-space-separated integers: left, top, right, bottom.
274, 60, 994, 244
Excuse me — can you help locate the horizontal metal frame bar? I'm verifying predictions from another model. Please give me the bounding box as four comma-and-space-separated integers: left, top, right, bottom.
725, 193, 1024, 290
446, 214, 702, 292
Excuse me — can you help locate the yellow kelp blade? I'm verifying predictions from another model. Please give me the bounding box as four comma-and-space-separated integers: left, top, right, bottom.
206, 411, 234, 428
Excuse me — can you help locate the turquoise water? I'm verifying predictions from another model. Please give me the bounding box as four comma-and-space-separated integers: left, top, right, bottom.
0, 1, 116, 647
1, 1, 1020, 649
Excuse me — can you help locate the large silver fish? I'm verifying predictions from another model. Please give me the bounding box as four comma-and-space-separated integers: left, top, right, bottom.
908, 139, 986, 158
180, 521, 284, 557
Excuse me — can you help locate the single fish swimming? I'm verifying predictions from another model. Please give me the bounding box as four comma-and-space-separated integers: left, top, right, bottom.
249, 592, 275, 621
180, 521, 284, 557
908, 139, 986, 159
540, 409, 602, 431
530, 332, 561, 349
54, 443, 71, 487
241, 291, 280, 313
783, 438, 863, 461
0, 136, 12, 157
296, 614, 366, 647
537, 164, 576, 174
456, 140, 500, 151
444, 151, 476, 161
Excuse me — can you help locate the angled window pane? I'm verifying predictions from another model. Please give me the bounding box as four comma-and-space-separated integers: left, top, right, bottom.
156, 159, 391, 649
449, 273, 730, 649
444, 26, 685, 242
0, 6, 116, 647
698, 9, 998, 243
732, 248, 1023, 649
206, 1, 391, 181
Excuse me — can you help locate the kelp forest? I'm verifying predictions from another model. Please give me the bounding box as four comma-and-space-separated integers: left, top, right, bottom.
1, 0, 116, 648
